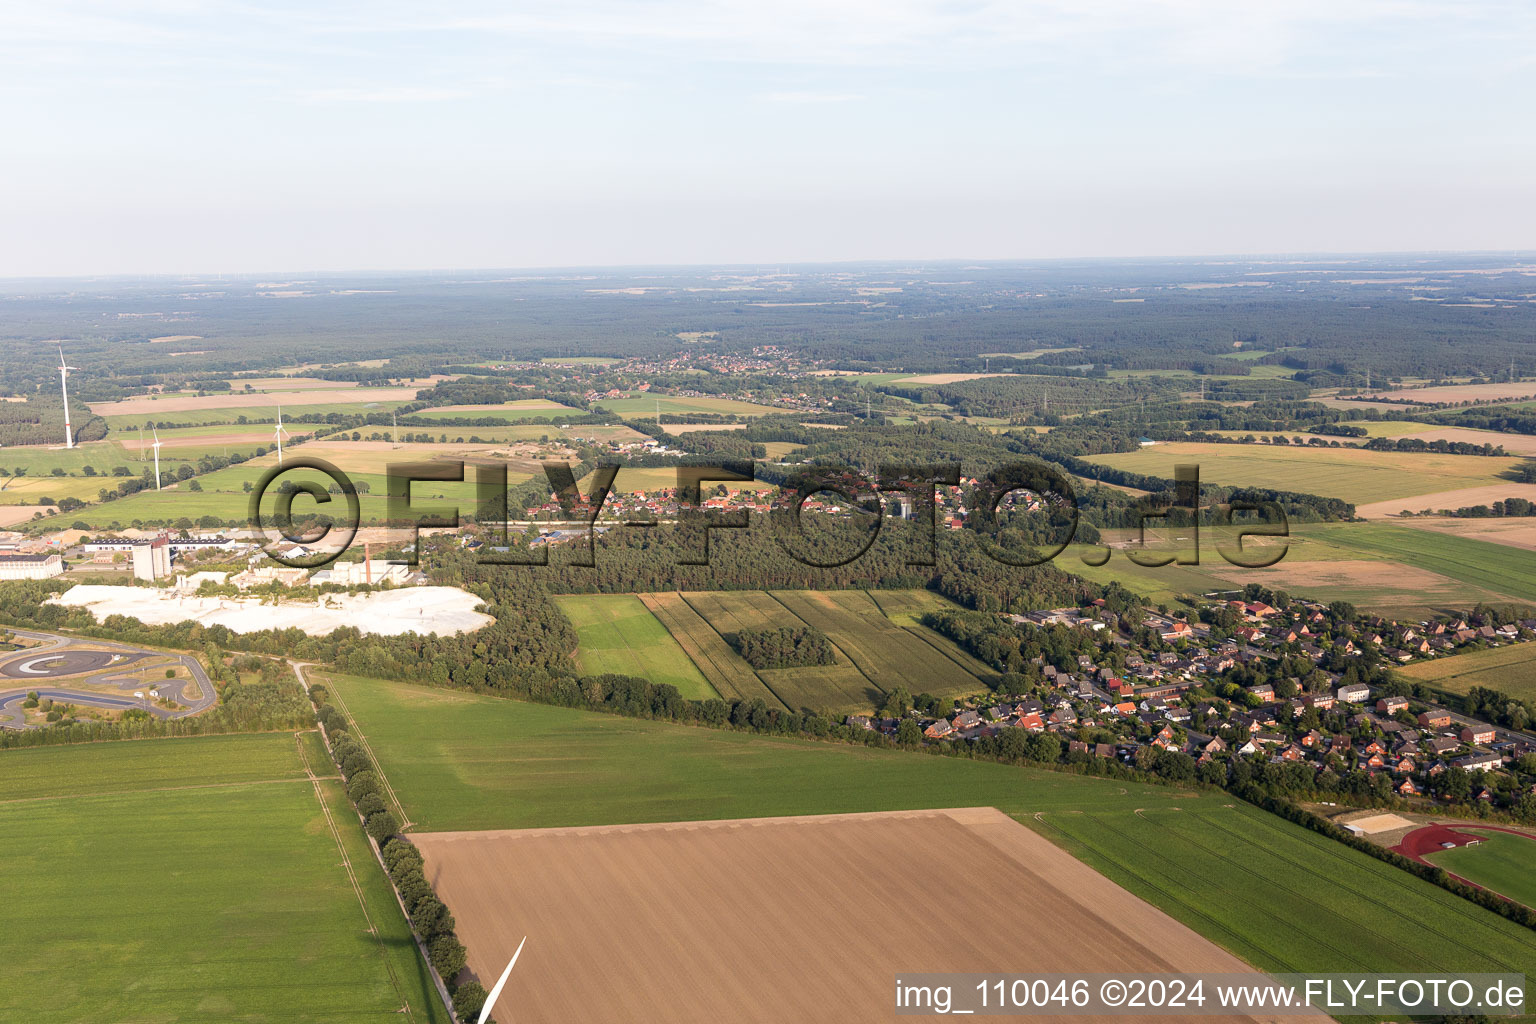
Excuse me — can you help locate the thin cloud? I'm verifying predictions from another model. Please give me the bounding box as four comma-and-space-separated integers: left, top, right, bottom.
297, 86, 471, 103
759, 91, 864, 103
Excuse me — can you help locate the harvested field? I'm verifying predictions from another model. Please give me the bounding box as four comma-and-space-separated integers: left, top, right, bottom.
89, 387, 421, 415
660, 421, 749, 432
1393, 517, 1536, 552
119, 429, 295, 450
1218, 560, 1476, 605
1356, 483, 1536, 518
1084, 441, 1521, 506
1389, 426, 1536, 455
0, 505, 52, 527
891, 371, 1014, 384
419, 400, 575, 415
636, 593, 785, 707
412, 808, 1268, 1024
1358, 383, 1536, 404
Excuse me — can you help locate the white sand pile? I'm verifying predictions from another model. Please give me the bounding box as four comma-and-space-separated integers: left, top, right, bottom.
51, 584, 493, 637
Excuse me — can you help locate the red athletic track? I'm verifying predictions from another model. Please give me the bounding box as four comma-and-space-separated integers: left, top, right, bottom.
1392, 823, 1536, 908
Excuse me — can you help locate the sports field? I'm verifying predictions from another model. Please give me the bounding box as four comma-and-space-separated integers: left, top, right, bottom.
416, 808, 1266, 1024
0, 732, 447, 1023
1425, 832, 1536, 909
1083, 441, 1521, 506
555, 594, 717, 699
321, 674, 1536, 990
1398, 642, 1536, 701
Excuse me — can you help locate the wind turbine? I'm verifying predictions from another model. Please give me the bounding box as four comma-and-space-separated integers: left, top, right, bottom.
151, 428, 163, 490
57, 345, 78, 448
272, 406, 290, 465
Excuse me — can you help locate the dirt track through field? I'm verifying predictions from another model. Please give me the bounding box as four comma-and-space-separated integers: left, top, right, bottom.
413, 807, 1276, 1023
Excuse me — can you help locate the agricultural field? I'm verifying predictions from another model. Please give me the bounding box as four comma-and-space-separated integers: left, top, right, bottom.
555, 594, 717, 699
679, 590, 879, 712
637, 592, 784, 707
1425, 832, 1536, 909
1068, 522, 1536, 618
89, 387, 423, 418
594, 393, 784, 418
322, 674, 1536, 997
582, 465, 778, 495
1039, 802, 1536, 982
1083, 441, 1523, 506
0, 732, 447, 1023
1398, 643, 1536, 701
1358, 382, 1536, 404
416, 808, 1263, 1024
37, 450, 521, 529
407, 399, 579, 421
632, 589, 990, 715
97, 400, 414, 431
766, 589, 989, 706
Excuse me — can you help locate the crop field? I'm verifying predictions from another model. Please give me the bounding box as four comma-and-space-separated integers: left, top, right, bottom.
555, 594, 717, 699
318, 672, 1198, 831
1425, 832, 1536, 909
1068, 522, 1536, 618
98, 400, 414, 430
1083, 441, 1522, 506
1358, 382, 1536, 404
582, 465, 778, 495
41, 454, 520, 529
636, 592, 784, 706
679, 590, 879, 712
1398, 643, 1536, 701
408, 399, 579, 421
89, 387, 423, 417
0, 732, 446, 1023
415, 808, 1264, 1024
594, 393, 784, 418
767, 589, 989, 703
322, 674, 1536, 1001
1040, 803, 1536, 983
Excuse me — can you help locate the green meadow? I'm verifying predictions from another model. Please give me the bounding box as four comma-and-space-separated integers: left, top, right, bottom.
556, 594, 717, 699
0, 732, 447, 1023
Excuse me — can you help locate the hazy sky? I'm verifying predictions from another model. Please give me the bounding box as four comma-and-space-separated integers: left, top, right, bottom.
3, 0, 1533, 275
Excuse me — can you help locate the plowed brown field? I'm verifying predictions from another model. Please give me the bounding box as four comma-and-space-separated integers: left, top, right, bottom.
413, 807, 1274, 1023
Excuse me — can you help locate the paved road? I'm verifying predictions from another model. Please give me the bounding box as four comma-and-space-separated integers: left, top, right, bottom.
0, 628, 217, 730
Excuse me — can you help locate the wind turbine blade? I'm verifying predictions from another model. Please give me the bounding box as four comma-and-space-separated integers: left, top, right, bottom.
477, 935, 527, 1024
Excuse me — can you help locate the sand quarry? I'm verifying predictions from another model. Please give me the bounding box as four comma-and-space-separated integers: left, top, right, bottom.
51, 584, 492, 637
414, 807, 1277, 1024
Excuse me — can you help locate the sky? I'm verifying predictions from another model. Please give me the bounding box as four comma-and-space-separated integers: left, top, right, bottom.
2, 0, 1533, 275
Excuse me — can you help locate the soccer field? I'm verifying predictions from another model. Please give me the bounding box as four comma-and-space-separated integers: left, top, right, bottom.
0, 733, 447, 1024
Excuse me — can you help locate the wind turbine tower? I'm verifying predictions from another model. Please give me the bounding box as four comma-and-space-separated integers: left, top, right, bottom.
151, 428, 163, 490
57, 346, 78, 448
273, 406, 290, 465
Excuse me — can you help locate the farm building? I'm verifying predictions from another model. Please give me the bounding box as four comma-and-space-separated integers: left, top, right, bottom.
0, 552, 63, 580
